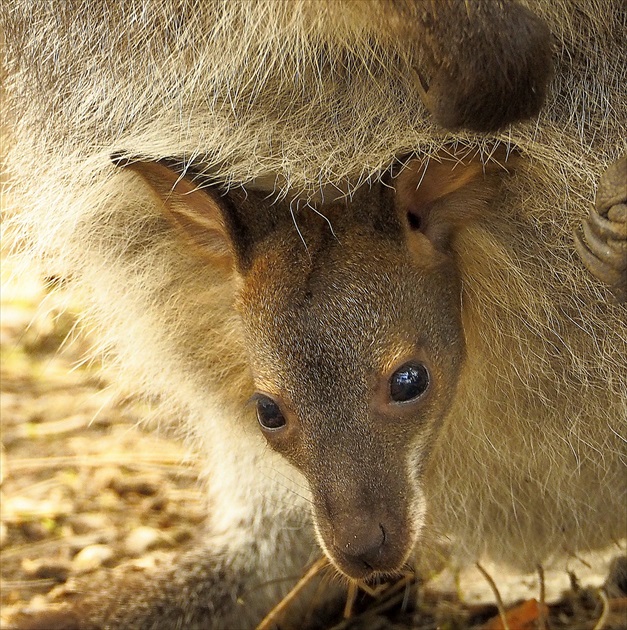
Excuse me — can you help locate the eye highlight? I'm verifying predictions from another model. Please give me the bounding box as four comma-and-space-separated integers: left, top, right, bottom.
389, 362, 430, 403
254, 394, 286, 430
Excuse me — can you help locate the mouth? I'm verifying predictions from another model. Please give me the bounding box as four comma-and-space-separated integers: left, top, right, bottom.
324, 546, 418, 581
327, 550, 409, 581
314, 519, 415, 581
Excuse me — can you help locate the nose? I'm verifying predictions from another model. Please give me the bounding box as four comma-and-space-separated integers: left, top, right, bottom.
332, 513, 386, 568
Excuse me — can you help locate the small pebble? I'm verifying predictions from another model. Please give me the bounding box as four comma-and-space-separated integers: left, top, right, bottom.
21, 558, 71, 582
96, 489, 122, 511
20, 521, 50, 542
68, 512, 114, 535
112, 474, 161, 497
66, 529, 118, 556
72, 544, 115, 574
124, 526, 168, 556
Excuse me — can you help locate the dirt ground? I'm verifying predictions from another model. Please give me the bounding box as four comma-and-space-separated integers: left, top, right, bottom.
1, 263, 626, 629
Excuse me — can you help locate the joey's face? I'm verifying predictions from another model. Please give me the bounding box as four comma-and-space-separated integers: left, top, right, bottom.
126, 150, 510, 581
236, 183, 466, 580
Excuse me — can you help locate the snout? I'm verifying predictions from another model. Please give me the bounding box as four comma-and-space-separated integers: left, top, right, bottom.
321, 511, 413, 580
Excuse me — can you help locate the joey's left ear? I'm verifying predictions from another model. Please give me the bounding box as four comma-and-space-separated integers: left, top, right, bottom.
394, 146, 518, 253
115, 159, 244, 271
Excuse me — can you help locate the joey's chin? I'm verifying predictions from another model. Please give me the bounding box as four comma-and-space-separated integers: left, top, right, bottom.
328, 551, 408, 582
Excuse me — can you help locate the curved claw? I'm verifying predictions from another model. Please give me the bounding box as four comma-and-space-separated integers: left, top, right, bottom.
608, 203, 627, 225
587, 204, 627, 241
582, 218, 627, 268
574, 229, 626, 301
596, 156, 627, 215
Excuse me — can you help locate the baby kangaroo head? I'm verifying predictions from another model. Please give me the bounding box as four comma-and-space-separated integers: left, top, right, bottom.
123, 147, 515, 580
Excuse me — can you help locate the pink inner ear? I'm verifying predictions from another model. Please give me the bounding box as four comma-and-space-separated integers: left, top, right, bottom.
124, 161, 234, 268
395, 149, 516, 253
397, 159, 486, 209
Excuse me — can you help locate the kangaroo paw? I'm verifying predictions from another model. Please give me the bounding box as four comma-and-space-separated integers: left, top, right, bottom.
575, 156, 627, 302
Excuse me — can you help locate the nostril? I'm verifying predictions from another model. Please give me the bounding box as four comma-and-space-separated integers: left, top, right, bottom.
380, 523, 386, 546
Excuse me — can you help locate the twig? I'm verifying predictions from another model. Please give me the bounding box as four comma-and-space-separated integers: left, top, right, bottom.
592, 588, 609, 630
476, 562, 510, 630
343, 581, 358, 618
303, 571, 334, 627
256, 557, 328, 630
537, 564, 547, 630
7, 453, 193, 473
356, 576, 417, 618
356, 581, 388, 597
376, 574, 415, 605
329, 577, 417, 630
400, 576, 412, 612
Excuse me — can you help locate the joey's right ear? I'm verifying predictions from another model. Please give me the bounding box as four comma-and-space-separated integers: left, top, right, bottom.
394, 146, 518, 254
117, 159, 237, 270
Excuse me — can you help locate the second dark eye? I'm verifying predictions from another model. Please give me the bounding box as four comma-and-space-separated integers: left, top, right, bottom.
389, 363, 430, 403
256, 395, 286, 430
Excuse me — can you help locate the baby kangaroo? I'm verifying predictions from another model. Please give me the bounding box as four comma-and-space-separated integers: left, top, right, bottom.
128, 150, 523, 580
11, 147, 624, 629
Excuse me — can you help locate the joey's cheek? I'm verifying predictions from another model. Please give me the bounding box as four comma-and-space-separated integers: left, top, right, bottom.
256, 422, 303, 460
379, 361, 459, 448
255, 416, 308, 466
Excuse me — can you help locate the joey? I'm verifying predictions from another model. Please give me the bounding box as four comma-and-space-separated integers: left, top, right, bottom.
124, 154, 481, 581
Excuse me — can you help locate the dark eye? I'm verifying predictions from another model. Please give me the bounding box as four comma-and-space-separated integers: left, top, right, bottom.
255, 395, 286, 430
389, 363, 430, 403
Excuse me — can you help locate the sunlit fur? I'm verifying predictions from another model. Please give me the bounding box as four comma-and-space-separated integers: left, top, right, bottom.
1, 1, 626, 628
